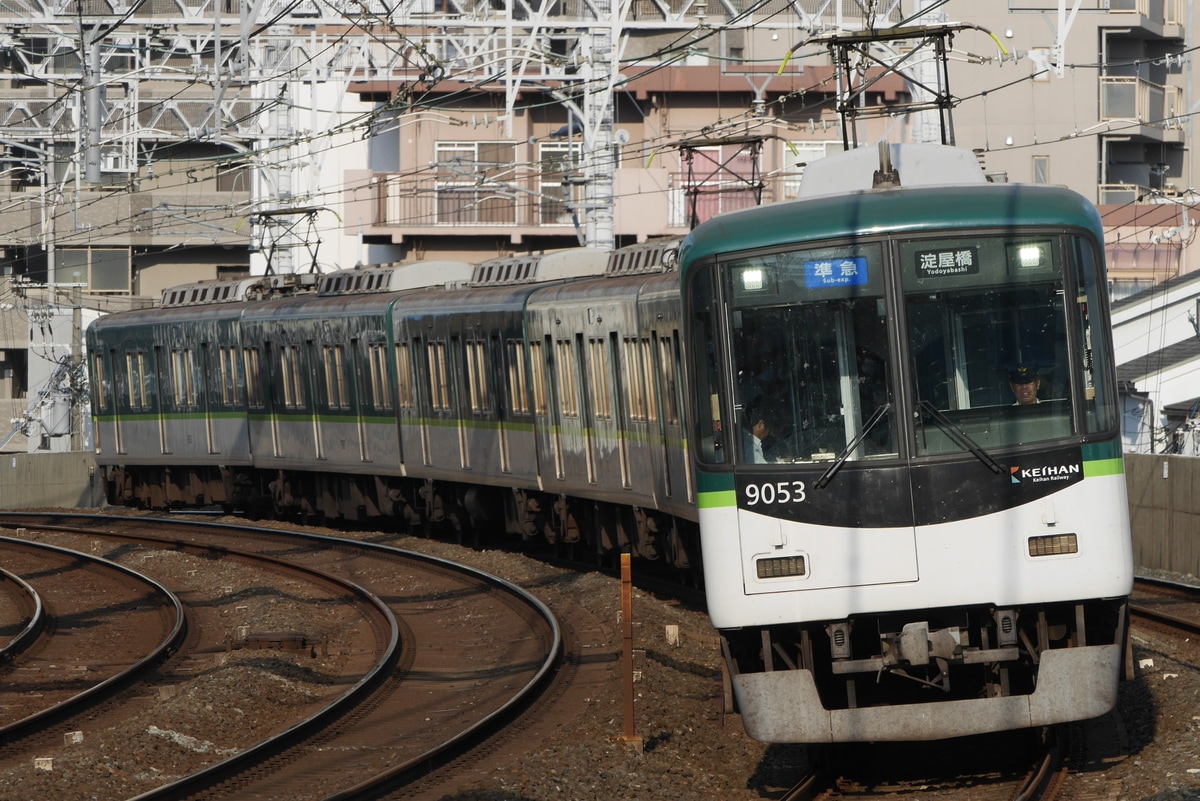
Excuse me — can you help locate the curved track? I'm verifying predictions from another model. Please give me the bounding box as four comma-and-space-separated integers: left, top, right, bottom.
1131, 576, 1200, 638
0, 512, 561, 801
0, 534, 186, 746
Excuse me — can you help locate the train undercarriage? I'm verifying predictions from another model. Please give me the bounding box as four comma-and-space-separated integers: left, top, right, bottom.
721, 598, 1130, 742
100, 463, 699, 574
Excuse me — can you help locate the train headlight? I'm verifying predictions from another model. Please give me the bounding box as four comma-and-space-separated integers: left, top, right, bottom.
740, 267, 766, 291
1008, 239, 1051, 270
756, 555, 806, 579
1028, 533, 1078, 556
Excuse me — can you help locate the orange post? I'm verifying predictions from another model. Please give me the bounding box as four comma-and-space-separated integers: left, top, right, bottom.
619, 552, 643, 751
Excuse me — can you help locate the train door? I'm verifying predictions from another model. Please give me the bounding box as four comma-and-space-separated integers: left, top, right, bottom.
154, 345, 169, 454
413, 336, 432, 466
200, 343, 216, 454
449, 335, 468, 469
305, 340, 323, 460
536, 336, 565, 479
108, 348, 123, 453
608, 333, 631, 487
350, 338, 369, 463
491, 335, 512, 473
653, 330, 691, 501
570, 334, 595, 484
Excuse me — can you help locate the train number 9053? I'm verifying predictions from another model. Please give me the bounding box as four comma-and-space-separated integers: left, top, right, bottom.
744, 480, 807, 506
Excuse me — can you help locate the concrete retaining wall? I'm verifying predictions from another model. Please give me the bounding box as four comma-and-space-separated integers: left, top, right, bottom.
0, 451, 106, 510
0, 450, 1195, 578
1126, 452, 1200, 577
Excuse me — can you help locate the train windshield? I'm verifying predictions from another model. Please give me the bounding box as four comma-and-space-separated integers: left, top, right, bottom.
901, 233, 1116, 455
701, 231, 1116, 467
726, 243, 897, 465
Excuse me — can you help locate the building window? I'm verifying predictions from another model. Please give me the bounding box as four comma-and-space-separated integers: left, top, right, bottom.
435, 142, 518, 224
58, 248, 131, 293
782, 140, 844, 200
538, 141, 583, 225
1032, 155, 1050, 184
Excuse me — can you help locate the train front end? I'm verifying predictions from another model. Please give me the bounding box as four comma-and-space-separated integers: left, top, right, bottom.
680, 156, 1133, 743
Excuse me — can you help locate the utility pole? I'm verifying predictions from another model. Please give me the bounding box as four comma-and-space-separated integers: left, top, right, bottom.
580, 16, 617, 250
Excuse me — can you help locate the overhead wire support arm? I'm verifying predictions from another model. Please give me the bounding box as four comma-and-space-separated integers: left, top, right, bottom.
789, 23, 1008, 150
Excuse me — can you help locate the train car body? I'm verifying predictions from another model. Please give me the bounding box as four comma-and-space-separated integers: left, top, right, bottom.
88, 279, 267, 506
87, 242, 696, 563
678, 143, 1132, 742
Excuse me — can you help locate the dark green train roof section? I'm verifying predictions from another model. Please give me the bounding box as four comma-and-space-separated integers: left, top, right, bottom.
677, 183, 1104, 274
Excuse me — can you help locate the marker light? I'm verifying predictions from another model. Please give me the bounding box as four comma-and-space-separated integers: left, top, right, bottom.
1028, 533, 1078, 556
756, 555, 806, 579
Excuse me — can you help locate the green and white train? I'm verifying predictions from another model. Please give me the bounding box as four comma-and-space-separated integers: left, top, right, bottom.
88, 142, 1132, 743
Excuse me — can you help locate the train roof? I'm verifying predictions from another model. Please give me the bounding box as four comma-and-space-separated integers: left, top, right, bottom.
677, 182, 1103, 274
468, 248, 610, 285
317, 261, 473, 295
159, 274, 318, 307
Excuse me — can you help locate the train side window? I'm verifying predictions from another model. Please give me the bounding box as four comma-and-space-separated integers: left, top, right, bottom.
219, 346, 241, 406
466, 339, 489, 414
368, 343, 392, 411
658, 333, 680, 427
687, 267, 726, 464
530, 340, 548, 415
126, 351, 148, 411
171, 348, 198, 409
395, 342, 415, 409
1072, 237, 1118, 433
427, 341, 450, 412
641, 338, 657, 423
244, 347, 264, 408
323, 345, 349, 410
506, 339, 530, 416
622, 337, 645, 422
556, 339, 579, 418
588, 337, 612, 420
93, 354, 109, 412
280, 345, 304, 410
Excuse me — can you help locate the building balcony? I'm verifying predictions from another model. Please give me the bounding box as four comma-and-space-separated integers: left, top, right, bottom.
368, 170, 785, 240
1107, 0, 1185, 36
1100, 77, 1184, 138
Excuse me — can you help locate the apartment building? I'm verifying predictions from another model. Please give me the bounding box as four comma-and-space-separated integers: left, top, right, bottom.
0, 0, 1196, 451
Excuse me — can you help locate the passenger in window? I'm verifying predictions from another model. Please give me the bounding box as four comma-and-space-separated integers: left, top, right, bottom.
742, 399, 771, 464
1008, 364, 1042, 405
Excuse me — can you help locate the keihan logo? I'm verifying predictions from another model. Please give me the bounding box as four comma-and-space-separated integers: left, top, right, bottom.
1010, 463, 1082, 485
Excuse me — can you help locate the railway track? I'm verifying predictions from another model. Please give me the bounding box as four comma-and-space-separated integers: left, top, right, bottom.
777, 727, 1068, 801
1130, 576, 1200, 638
0, 512, 561, 801
0, 535, 186, 747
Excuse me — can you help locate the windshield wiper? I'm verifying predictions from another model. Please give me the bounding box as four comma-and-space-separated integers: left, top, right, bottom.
815, 403, 892, 489
916, 399, 1005, 475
